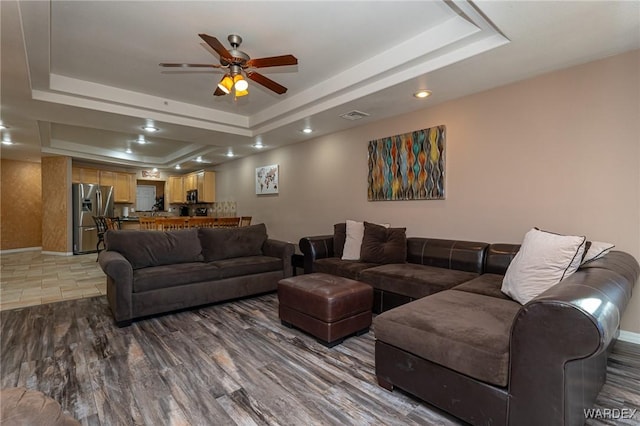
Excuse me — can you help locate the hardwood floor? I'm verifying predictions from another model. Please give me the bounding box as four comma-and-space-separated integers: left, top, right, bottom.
1, 294, 639, 425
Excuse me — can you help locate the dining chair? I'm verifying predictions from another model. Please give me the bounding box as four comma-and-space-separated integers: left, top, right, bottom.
216, 217, 241, 228
156, 217, 189, 231
139, 217, 157, 230
92, 216, 109, 260
187, 217, 217, 228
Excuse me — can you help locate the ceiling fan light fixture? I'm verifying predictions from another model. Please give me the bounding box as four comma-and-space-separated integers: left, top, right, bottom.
218, 75, 234, 94
235, 88, 249, 97
233, 74, 248, 92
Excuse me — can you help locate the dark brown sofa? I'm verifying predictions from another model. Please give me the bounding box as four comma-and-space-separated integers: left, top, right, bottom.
299, 223, 489, 313
300, 225, 640, 425
375, 245, 639, 425
98, 223, 294, 326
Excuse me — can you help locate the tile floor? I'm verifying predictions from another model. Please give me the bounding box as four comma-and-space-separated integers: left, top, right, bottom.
0, 251, 106, 311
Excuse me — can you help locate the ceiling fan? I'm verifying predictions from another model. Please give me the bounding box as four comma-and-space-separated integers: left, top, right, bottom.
160, 34, 298, 97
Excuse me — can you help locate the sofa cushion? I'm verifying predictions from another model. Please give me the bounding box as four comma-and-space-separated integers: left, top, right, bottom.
452, 273, 511, 300
374, 289, 521, 387
501, 228, 586, 304
133, 262, 220, 293
199, 223, 267, 261
105, 229, 203, 270
360, 263, 478, 299
360, 222, 407, 264
209, 255, 283, 279
313, 258, 378, 280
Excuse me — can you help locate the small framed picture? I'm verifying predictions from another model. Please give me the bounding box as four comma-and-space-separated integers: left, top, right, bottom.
255, 164, 279, 194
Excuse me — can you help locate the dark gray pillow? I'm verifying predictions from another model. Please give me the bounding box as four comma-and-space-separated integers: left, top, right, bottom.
105, 228, 203, 269
199, 223, 267, 261
334, 223, 346, 258
360, 221, 407, 264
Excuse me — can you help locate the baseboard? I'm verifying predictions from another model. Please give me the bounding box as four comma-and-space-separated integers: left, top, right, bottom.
41, 251, 74, 256
619, 330, 640, 345
0, 246, 42, 255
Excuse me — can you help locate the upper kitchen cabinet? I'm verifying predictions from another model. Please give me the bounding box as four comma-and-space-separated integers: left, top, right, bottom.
168, 176, 185, 204
197, 171, 216, 203
184, 174, 197, 192
72, 167, 99, 184
72, 166, 136, 203
114, 173, 136, 203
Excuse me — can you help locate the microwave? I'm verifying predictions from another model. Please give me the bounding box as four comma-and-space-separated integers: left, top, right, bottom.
186, 189, 198, 204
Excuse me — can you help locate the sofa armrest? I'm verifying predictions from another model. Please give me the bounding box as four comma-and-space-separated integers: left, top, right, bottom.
299, 235, 335, 274
263, 239, 295, 277
508, 251, 639, 425
98, 250, 134, 326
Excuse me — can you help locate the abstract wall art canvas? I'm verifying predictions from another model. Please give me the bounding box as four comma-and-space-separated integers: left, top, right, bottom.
367, 125, 445, 201
256, 164, 279, 194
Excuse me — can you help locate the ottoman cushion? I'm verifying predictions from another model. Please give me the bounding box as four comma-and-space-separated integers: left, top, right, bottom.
278, 273, 372, 322
0, 387, 80, 426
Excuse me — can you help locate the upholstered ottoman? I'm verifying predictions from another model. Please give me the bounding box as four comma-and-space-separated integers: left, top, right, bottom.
0, 387, 80, 425
278, 272, 373, 347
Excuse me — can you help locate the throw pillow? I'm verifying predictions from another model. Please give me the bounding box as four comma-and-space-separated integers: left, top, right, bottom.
360, 221, 407, 264
342, 220, 365, 260
501, 228, 586, 304
581, 241, 615, 264
333, 223, 347, 258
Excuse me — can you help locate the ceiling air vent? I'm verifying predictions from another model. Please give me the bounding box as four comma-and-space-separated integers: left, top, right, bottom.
339, 110, 370, 121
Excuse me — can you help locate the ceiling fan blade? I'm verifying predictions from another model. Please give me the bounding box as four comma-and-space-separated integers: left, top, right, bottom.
246, 71, 287, 94
199, 34, 233, 62
160, 63, 223, 68
213, 87, 226, 96
246, 55, 298, 68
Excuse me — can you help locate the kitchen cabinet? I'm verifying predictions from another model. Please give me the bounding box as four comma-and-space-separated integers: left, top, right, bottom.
72, 167, 136, 203
184, 174, 197, 191
168, 176, 185, 203
114, 173, 135, 203
99, 171, 115, 187
72, 167, 100, 184
196, 171, 216, 203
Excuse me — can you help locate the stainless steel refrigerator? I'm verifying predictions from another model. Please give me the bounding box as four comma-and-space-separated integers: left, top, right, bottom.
72, 183, 114, 254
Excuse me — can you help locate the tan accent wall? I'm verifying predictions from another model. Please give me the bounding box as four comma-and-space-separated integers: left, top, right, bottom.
41, 156, 72, 253
0, 159, 42, 250
215, 50, 640, 332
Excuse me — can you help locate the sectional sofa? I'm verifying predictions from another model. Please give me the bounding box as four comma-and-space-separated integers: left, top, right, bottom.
98, 223, 294, 326
300, 222, 639, 426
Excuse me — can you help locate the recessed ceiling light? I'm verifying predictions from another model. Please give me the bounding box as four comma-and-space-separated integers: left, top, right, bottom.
137, 135, 147, 144
175, 164, 181, 170
195, 156, 203, 162
253, 141, 264, 149
302, 127, 313, 134
142, 121, 159, 132
125, 148, 132, 154
413, 90, 432, 99
226, 151, 234, 157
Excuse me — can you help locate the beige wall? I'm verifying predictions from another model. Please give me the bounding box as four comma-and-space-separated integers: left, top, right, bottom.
0, 159, 42, 250
215, 50, 640, 333
41, 156, 72, 253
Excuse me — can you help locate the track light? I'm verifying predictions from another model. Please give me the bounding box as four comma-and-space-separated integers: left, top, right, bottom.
218, 75, 234, 94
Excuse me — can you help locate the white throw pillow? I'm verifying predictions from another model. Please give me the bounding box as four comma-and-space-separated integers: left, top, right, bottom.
501, 228, 587, 304
581, 241, 614, 264
342, 220, 365, 260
